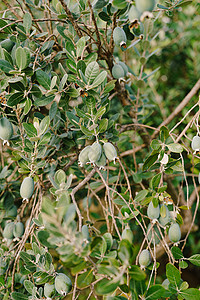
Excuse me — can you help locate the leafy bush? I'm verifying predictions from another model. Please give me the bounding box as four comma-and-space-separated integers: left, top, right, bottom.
0, 0, 200, 299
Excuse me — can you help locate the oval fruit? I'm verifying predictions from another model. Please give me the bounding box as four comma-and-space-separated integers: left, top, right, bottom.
44, 283, 56, 298
118, 61, 128, 76
139, 249, 151, 267
3, 222, 15, 239
191, 135, 200, 151
135, 0, 155, 13
55, 273, 72, 296
20, 177, 34, 200
13, 222, 24, 238
78, 145, 91, 167
103, 142, 118, 163
113, 27, 127, 48
168, 223, 181, 243
122, 228, 134, 244
5, 205, 17, 218
128, 5, 141, 23
95, 152, 107, 170
112, 64, 125, 79
0, 117, 13, 141
147, 201, 160, 219
147, 223, 160, 245
159, 205, 170, 227
88, 142, 102, 163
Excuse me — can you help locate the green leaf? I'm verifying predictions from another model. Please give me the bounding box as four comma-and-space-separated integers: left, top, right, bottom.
143, 153, 159, 171
15, 47, 30, 70
167, 143, 183, 153
77, 60, 86, 75
23, 13, 32, 34
77, 270, 94, 288
134, 190, 148, 202
24, 280, 34, 294
76, 36, 86, 58
24, 98, 32, 115
99, 118, 108, 133
66, 59, 77, 73
179, 260, 188, 269
166, 263, 181, 287
95, 278, 119, 295
150, 139, 161, 150
129, 265, 146, 281
7, 92, 24, 107
112, 0, 127, 9
160, 126, 169, 142
98, 11, 111, 22
80, 125, 94, 136
89, 70, 107, 89
85, 61, 99, 84
179, 288, 200, 300
8, 77, 25, 91
11, 292, 29, 300
54, 169, 67, 185
36, 69, 51, 90
0, 59, 14, 73
58, 73, 68, 91
150, 173, 161, 190
188, 254, 200, 267
39, 116, 50, 135
66, 111, 80, 126
85, 96, 96, 109
103, 232, 113, 250
66, 88, 79, 97
171, 246, 184, 260
23, 123, 37, 138
34, 95, 55, 107
145, 285, 166, 300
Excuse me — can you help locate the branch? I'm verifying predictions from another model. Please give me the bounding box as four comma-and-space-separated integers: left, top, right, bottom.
58, 0, 82, 38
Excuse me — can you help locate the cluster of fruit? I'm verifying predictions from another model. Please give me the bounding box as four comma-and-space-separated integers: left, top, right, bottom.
44, 273, 72, 298
3, 221, 24, 240
78, 142, 118, 169
147, 201, 181, 244
112, 59, 129, 80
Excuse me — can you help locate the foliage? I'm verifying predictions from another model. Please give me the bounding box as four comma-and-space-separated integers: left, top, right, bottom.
0, 0, 200, 299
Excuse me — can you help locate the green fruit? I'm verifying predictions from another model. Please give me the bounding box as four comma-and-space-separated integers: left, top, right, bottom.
44, 283, 56, 298
0, 39, 15, 52
122, 228, 134, 244
191, 136, 200, 151
55, 273, 72, 296
113, 27, 127, 48
3, 222, 15, 239
78, 146, 91, 167
112, 64, 125, 79
88, 142, 102, 163
135, 0, 156, 13
147, 223, 160, 245
93, 0, 109, 10
20, 177, 34, 199
128, 5, 141, 23
5, 205, 17, 218
13, 222, 24, 238
95, 153, 107, 170
103, 142, 118, 163
162, 278, 170, 289
118, 61, 128, 76
159, 205, 170, 227
147, 201, 160, 219
0, 117, 13, 141
139, 249, 151, 267
168, 223, 181, 243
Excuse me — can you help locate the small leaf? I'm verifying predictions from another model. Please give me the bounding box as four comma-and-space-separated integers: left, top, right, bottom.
188, 254, 200, 267
7, 92, 24, 107
0, 59, 14, 73
134, 190, 148, 202
179, 288, 200, 300
89, 70, 107, 89
77, 270, 94, 288
23, 13, 32, 34
11, 292, 29, 300
76, 37, 86, 58
85, 61, 99, 84
167, 143, 183, 153
15, 47, 30, 70
23, 123, 37, 138
145, 285, 166, 300
171, 246, 184, 260
24, 280, 34, 294
99, 118, 108, 133
166, 263, 181, 287
36, 69, 51, 90
150, 173, 161, 190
